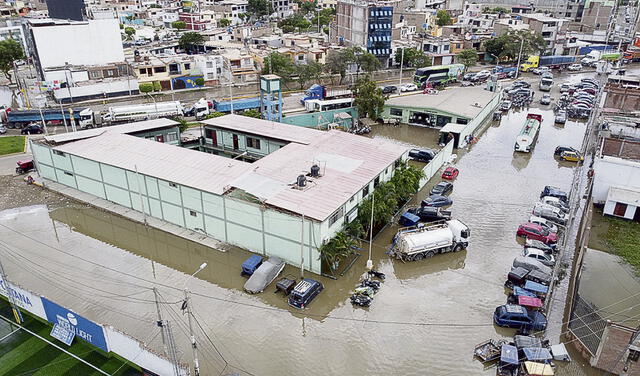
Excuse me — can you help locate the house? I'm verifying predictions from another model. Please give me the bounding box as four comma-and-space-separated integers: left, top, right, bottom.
31, 115, 409, 275
520, 13, 569, 55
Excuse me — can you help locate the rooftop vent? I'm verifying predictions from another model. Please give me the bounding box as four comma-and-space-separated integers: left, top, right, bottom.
296, 174, 307, 189
310, 164, 320, 177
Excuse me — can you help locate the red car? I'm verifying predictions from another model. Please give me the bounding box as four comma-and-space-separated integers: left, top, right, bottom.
516, 223, 557, 244
442, 167, 459, 180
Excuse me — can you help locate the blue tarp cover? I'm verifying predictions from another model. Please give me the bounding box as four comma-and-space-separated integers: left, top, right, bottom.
523, 347, 552, 361
514, 287, 537, 298
400, 212, 420, 226
524, 280, 549, 294
501, 344, 519, 365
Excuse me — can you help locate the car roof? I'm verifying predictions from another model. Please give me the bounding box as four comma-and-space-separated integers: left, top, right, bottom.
522, 222, 543, 230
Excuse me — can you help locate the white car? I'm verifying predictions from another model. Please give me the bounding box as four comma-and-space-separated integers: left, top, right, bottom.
532, 67, 550, 75
400, 83, 418, 92
522, 248, 555, 267
568, 64, 582, 71
529, 215, 558, 233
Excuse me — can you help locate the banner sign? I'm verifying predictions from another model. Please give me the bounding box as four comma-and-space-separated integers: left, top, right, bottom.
41, 297, 109, 352
0, 276, 46, 320
51, 323, 75, 346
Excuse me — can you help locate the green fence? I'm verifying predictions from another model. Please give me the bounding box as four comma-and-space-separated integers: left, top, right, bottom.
282, 108, 358, 130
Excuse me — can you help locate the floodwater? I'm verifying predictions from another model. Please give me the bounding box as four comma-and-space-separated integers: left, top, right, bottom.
0, 73, 602, 376
578, 249, 640, 327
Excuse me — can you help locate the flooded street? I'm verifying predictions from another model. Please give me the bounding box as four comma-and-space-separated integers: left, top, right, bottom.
0, 72, 603, 375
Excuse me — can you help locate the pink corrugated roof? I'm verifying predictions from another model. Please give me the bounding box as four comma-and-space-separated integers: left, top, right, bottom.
202, 114, 316, 144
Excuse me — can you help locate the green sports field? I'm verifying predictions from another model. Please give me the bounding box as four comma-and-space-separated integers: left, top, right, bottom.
0, 301, 140, 376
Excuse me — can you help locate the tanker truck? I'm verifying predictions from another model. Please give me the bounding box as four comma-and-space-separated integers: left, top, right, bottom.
390, 219, 470, 261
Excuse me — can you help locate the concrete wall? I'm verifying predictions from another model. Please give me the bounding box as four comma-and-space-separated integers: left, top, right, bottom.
593, 156, 640, 203
419, 139, 454, 190
203, 127, 288, 158
281, 107, 358, 129
31, 19, 125, 69
32, 142, 323, 274
458, 90, 501, 147
53, 79, 139, 104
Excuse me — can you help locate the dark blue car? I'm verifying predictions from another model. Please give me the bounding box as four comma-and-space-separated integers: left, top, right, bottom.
493, 304, 547, 331
421, 194, 453, 208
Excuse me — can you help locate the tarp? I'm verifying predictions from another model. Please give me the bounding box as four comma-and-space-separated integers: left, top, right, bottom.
514, 286, 538, 298
550, 343, 571, 361
523, 347, 552, 361
500, 344, 519, 365
514, 335, 543, 349
518, 295, 543, 308
524, 280, 549, 294
524, 361, 554, 375
527, 270, 552, 285
244, 257, 285, 294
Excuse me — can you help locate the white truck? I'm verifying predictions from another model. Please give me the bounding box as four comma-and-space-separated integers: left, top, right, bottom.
390, 219, 470, 261
102, 101, 184, 124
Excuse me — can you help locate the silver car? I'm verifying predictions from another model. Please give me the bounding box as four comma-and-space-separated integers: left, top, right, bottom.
532, 203, 567, 225
243, 257, 285, 294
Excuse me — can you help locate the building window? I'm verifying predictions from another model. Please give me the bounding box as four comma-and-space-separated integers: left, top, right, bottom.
374, 176, 380, 187
89, 70, 102, 79
328, 206, 344, 227
184, 63, 191, 70
349, 195, 355, 203
206, 61, 213, 68
395, 159, 402, 168
154, 66, 166, 73
53, 150, 65, 156
169, 182, 178, 188
390, 108, 402, 116
139, 68, 147, 74
63, 171, 73, 176
246, 137, 261, 149
362, 184, 370, 197
190, 210, 197, 217
207, 72, 214, 79
613, 202, 628, 216
629, 349, 640, 362
166, 132, 178, 142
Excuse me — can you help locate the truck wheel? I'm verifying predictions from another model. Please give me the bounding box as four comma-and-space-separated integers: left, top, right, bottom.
414, 253, 424, 261
425, 251, 435, 258
453, 244, 463, 252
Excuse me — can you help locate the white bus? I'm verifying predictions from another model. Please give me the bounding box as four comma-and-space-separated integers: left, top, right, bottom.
305, 98, 354, 112
515, 113, 542, 152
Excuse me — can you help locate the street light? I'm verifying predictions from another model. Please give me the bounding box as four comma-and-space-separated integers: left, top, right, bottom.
145, 93, 159, 118
366, 193, 374, 271
515, 35, 525, 80
183, 262, 207, 376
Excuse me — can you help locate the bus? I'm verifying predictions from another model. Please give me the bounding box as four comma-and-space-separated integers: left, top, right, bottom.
515, 113, 542, 153
539, 76, 553, 92
413, 64, 465, 87
304, 98, 354, 112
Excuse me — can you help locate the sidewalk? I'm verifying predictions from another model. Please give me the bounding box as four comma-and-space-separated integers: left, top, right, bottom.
34, 177, 227, 252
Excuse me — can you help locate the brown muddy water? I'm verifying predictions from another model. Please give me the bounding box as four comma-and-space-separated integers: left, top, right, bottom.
0, 74, 603, 376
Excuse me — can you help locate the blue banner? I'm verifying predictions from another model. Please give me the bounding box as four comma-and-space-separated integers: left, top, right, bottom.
41, 297, 108, 352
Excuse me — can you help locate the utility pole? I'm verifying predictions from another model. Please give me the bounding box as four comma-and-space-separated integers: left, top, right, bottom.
366, 194, 374, 271
182, 263, 207, 376
515, 36, 524, 79
300, 214, 305, 279
0, 247, 23, 324
398, 47, 405, 87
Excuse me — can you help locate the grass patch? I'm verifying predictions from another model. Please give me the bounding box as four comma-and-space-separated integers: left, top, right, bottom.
0, 136, 26, 155
589, 206, 640, 274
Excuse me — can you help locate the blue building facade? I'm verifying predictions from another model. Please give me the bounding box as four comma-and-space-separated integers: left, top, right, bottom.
367, 6, 393, 66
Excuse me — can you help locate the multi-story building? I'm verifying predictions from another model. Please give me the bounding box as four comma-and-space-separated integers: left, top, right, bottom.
178, 12, 208, 30
0, 19, 28, 53
520, 13, 568, 55
334, 0, 399, 67
24, 18, 138, 103
419, 35, 454, 65
212, 0, 248, 25
579, 0, 613, 31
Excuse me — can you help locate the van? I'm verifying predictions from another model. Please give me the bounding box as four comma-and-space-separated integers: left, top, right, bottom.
494, 304, 547, 331
288, 278, 324, 309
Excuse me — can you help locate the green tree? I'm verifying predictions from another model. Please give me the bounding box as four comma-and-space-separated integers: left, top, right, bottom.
394, 48, 430, 68
204, 111, 226, 119
483, 6, 509, 14
278, 14, 311, 33
456, 49, 478, 68
294, 61, 323, 89
294, 0, 318, 14
174, 118, 189, 133
311, 7, 335, 30
344, 47, 380, 76
218, 18, 231, 27
124, 27, 136, 41
152, 81, 161, 91
248, 0, 272, 17
262, 52, 295, 78
436, 10, 452, 26
241, 109, 261, 118
353, 75, 385, 120
318, 231, 359, 273
139, 82, 153, 93
171, 20, 187, 30
195, 77, 205, 86
325, 50, 349, 84
179, 32, 205, 53
484, 30, 546, 60
0, 39, 25, 83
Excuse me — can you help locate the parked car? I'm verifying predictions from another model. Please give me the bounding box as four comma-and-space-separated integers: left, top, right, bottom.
421, 194, 453, 208
471, 71, 490, 82
555, 110, 567, 124
441, 166, 459, 180
513, 256, 553, 275
540, 94, 552, 105
532, 203, 567, 225
568, 64, 582, 71
560, 150, 584, 162
522, 248, 555, 266
500, 100, 512, 111
494, 304, 547, 331
532, 67, 551, 75
288, 278, 324, 309
555, 147, 579, 156
540, 196, 569, 213
21, 124, 44, 135
244, 257, 285, 294
0, 125, 6, 134
560, 84, 572, 93
407, 206, 451, 222
408, 148, 436, 163
400, 83, 418, 92
430, 181, 453, 196
517, 223, 558, 244
529, 216, 558, 234
541, 72, 554, 79
382, 85, 397, 94
463, 72, 477, 81
525, 238, 556, 254
540, 186, 568, 202
512, 81, 531, 88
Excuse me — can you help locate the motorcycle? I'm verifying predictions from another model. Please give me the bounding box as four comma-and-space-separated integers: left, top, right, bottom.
350, 294, 372, 307
368, 270, 386, 280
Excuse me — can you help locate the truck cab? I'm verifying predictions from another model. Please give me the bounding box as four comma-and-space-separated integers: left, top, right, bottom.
520, 56, 539, 72
78, 108, 95, 129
